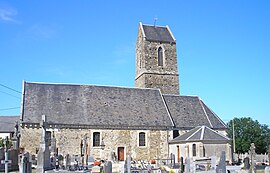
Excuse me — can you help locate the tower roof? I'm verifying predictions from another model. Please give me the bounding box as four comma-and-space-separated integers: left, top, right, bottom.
141, 23, 176, 43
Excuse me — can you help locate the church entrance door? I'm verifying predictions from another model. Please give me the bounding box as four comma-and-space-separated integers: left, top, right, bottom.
118, 147, 124, 161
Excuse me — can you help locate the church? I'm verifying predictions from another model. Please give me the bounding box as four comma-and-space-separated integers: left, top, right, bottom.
20, 22, 228, 162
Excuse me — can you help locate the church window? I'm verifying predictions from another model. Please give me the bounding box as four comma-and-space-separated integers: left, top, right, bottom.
158, 47, 164, 66
93, 132, 100, 147
192, 144, 196, 157
139, 132, 146, 146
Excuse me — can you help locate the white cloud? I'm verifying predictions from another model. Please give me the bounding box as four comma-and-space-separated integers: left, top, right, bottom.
0, 7, 18, 22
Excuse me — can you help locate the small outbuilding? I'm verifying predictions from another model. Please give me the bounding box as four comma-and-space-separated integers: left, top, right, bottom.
169, 125, 232, 163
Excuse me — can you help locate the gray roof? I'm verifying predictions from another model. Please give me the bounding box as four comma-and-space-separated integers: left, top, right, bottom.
142, 24, 175, 43
0, 116, 19, 133
163, 95, 227, 130
22, 82, 173, 130
169, 126, 230, 144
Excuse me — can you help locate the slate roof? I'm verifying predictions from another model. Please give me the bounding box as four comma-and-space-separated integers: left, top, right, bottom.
163, 95, 227, 130
0, 116, 19, 133
21, 82, 173, 130
169, 126, 230, 144
141, 24, 176, 43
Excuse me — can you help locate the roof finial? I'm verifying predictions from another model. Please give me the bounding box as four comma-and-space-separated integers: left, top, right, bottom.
154, 17, 158, 27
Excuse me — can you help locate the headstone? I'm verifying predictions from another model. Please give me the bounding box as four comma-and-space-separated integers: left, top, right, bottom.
180, 157, 184, 173
249, 143, 256, 173
243, 157, 250, 170
65, 154, 71, 169
216, 151, 226, 173
50, 131, 56, 155
124, 155, 131, 173
12, 121, 20, 150
19, 152, 32, 173
36, 115, 51, 173
92, 165, 101, 173
170, 153, 175, 168
184, 158, 190, 173
104, 161, 112, 173
210, 156, 217, 170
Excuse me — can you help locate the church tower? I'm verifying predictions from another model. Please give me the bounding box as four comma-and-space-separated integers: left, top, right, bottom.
135, 22, 179, 95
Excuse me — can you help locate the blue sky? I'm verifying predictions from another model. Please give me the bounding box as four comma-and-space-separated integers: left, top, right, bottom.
0, 0, 269, 126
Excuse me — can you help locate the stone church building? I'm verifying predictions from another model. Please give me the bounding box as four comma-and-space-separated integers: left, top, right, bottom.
20, 23, 228, 162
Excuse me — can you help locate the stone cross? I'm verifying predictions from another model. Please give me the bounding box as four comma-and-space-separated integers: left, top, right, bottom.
249, 143, 256, 173
36, 115, 51, 173
12, 121, 20, 150
1, 137, 11, 173
216, 151, 226, 173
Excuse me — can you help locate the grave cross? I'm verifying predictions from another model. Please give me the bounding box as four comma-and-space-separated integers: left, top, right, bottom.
40, 115, 48, 143
12, 121, 20, 149
1, 137, 12, 173
249, 143, 256, 173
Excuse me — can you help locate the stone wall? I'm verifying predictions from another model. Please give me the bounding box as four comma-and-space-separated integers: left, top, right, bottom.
135, 25, 180, 95
20, 127, 169, 161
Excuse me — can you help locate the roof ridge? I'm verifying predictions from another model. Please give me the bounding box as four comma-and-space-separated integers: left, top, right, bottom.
141, 23, 167, 28
186, 127, 201, 141
200, 126, 205, 140
201, 100, 227, 128
160, 91, 175, 127
198, 98, 213, 128
204, 126, 231, 140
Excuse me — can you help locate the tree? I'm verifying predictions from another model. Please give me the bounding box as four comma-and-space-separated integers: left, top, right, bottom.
227, 117, 270, 154
0, 137, 12, 149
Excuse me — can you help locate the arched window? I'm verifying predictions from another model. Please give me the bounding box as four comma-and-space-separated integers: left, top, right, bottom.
192, 144, 196, 157
93, 132, 100, 147
139, 132, 146, 146
158, 47, 164, 66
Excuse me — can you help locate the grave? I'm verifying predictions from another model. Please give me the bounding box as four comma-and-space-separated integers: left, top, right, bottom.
216, 151, 226, 173
36, 115, 52, 173
104, 161, 112, 173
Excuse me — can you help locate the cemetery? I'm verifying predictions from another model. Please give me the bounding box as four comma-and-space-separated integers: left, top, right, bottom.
0, 115, 270, 173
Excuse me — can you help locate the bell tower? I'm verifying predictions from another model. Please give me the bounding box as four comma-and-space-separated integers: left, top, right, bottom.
135, 22, 179, 95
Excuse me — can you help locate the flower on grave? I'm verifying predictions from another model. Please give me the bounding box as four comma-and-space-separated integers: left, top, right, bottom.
94, 161, 101, 166
151, 159, 156, 164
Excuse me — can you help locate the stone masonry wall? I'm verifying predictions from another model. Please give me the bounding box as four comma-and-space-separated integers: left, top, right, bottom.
21, 127, 169, 161
135, 26, 180, 95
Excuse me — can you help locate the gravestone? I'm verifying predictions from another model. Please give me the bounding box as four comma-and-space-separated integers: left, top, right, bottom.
249, 143, 256, 173
124, 155, 131, 173
92, 165, 101, 173
170, 153, 175, 168
210, 156, 217, 170
65, 154, 71, 169
19, 152, 32, 173
36, 115, 51, 173
184, 158, 190, 173
180, 157, 184, 173
50, 131, 56, 155
216, 151, 226, 173
104, 161, 112, 173
243, 157, 250, 170
12, 121, 20, 150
